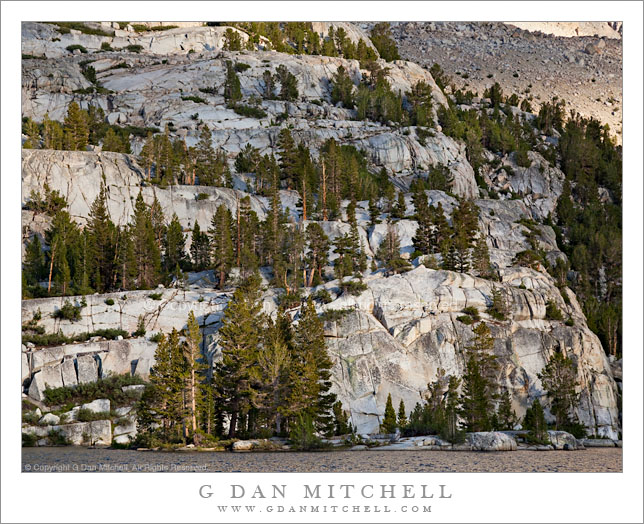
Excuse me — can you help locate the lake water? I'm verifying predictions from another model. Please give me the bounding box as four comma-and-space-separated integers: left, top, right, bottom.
22, 447, 622, 473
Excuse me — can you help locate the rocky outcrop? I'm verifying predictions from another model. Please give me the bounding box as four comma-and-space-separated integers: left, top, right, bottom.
466, 432, 517, 451
23, 419, 112, 446
319, 266, 619, 438
547, 430, 580, 450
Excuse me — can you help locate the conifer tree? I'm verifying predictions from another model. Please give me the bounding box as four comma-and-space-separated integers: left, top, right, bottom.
289, 297, 336, 435
412, 186, 432, 255
209, 205, 234, 288
376, 220, 410, 275
440, 375, 465, 443
164, 213, 186, 273
87, 183, 117, 292
523, 399, 548, 443
255, 316, 292, 434
262, 70, 276, 99
214, 277, 263, 438
131, 191, 161, 288
460, 322, 499, 432
496, 390, 518, 430
223, 60, 242, 105
332, 401, 352, 435
537, 351, 580, 430
190, 221, 210, 271
397, 399, 408, 428
330, 65, 355, 108
276, 64, 299, 102
381, 393, 397, 433
63, 102, 89, 151
42, 113, 64, 150
184, 311, 209, 443
304, 222, 330, 287
23, 235, 45, 287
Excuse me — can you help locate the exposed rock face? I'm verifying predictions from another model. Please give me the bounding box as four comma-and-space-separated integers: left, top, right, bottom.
466, 432, 517, 451
320, 266, 619, 438
23, 419, 112, 446
504, 22, 621, 39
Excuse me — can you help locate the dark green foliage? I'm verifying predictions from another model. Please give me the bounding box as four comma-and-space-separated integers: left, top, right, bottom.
341, 278, 368, 296
223, 27, 243, 50
76, 408, 111, 422
380, 393, 397, 433
181, 95, 207, 104
51, 22, 114, 36
545, 300, 564, 321
369, 22, 400, 61
289, 413, 323, 450
51, 299, 84, 321
460, 322, 499, 432
48, 429, 71, 445
333, 401, 352, 435
22, 432, 38, 447
231, 104, 267, 119
406, 81, 434, 127
457, 315, 474, 325
397, 399, 408, 428
523, 399, 549, 443
66, 44, 87, 53
495, 390, 518, 430
224, 60, 242, 103
538, 351, 580, 430
148, 292, 163, 301
276, 64, 298, 101
488, 287, 509, 321
104, 298, 115, 306
125, 44, 143, 53
43, 374, 145, 407
319, 308, 352, 322
330, 65, 355, 108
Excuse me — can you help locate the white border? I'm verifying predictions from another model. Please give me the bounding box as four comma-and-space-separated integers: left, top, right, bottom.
2, 2, 642, 523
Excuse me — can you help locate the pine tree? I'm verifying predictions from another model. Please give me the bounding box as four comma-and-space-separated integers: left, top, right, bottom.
184, 311, 209, 443
330, 65, 355, 108
537, 351, 580, 430
190, 222, 210, 271
412, 186, 432, 255
63, 102, 89, 151
289, 297, 336, 435
460, 322, 499, 432
164, 213, 186, 273
440, 375, 465, 443
397, 399, 408, 428
276, 64, 298, 101
496, 390, 518, 430
368, 196, 381, 227
23, 235, 45, 287
277, 128, 297, 189
223, 60, 242, 105
381, 393, 397, 433
131, 191, 161, 289
376, 220, 410, 275
523, 399, 548, 443
262, 70, 276, 99
255, 316, 292, 434
304, 222, 330, 287
332, 401, 352, 435
209, 205, 234, 288
87, 183, 117, 292
43, 113, 64, 150
213, 277, 262, 438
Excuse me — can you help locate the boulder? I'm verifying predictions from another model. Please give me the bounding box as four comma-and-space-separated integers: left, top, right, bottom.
547, 431, 579, 450
122, 384, 146, 394
60, 359, 78, 387
38, 413, 60, 425
232, 440, 255, 452
466, 432, 517, 451
27, 371, 46, 401
113, 416, 137, 437
81, 398, 110, 414
76, 355, 98, 384
578, 438, 616, 448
